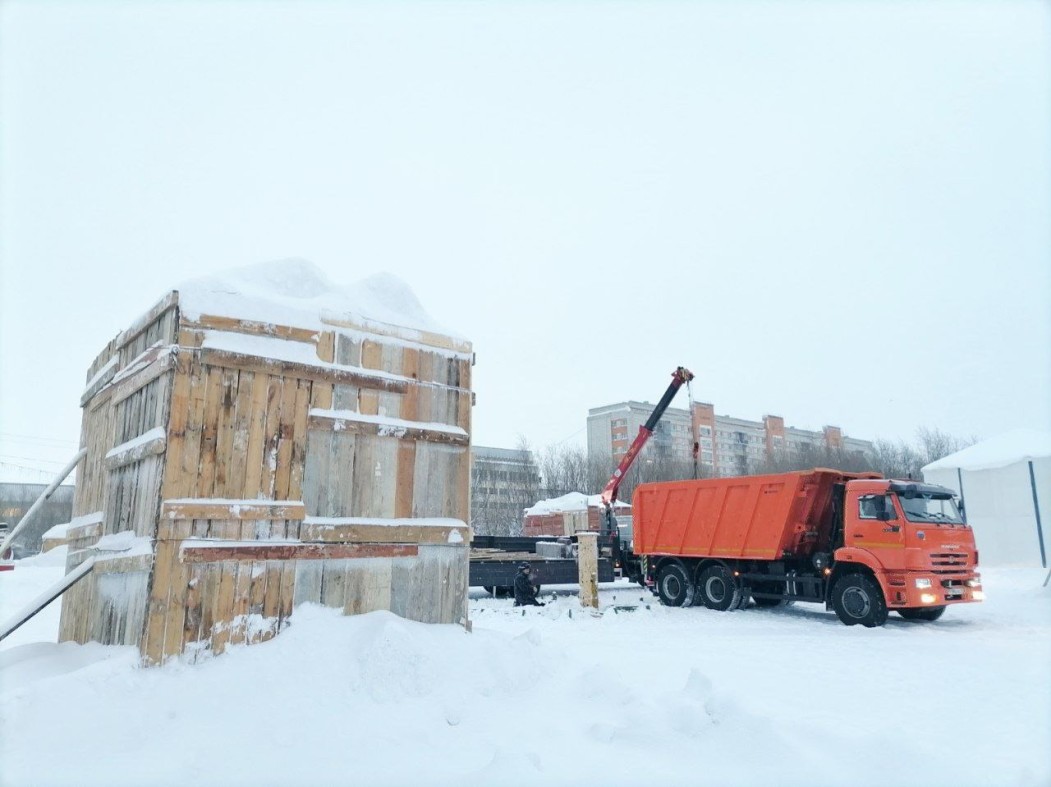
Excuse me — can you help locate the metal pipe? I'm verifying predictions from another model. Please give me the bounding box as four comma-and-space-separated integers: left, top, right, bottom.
1029, 460, 1046, 569
0, 447, 86, 559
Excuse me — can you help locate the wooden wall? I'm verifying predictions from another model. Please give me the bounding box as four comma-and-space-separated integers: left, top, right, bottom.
59, 290, 474, 664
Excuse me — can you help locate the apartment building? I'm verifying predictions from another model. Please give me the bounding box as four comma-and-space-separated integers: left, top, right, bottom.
469, 445, 541, 534
587, 401, 873, 477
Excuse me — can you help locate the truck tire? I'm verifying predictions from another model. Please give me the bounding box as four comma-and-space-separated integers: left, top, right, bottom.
831, 573, 888, 627
897, 606, 946, 622
697, 565, 742, 612
656, 563, 695, 607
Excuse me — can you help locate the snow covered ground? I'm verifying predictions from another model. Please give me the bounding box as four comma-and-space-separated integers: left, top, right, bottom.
2, 555, 1048, 787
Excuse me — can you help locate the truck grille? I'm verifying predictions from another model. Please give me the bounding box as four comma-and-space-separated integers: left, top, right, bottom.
930, 553, 970, 572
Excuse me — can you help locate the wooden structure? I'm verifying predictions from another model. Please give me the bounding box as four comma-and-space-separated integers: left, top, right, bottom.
59, 284, 473, 664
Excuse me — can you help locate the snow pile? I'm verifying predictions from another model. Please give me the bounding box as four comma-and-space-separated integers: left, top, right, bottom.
525, 492, 628, 515
177, 259, 459, 338
11, 544, 69, 568
923, 428, 1051, 472
2, 567, 1049, 786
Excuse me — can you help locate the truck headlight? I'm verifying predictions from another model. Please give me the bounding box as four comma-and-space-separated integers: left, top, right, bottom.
965, 578, 981, 588
920, 593, 938, 604
914, 578, 932, 589
972, 590, 985, 601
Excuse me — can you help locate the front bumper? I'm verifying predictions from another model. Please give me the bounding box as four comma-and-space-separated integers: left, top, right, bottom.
887, 573, 983, 607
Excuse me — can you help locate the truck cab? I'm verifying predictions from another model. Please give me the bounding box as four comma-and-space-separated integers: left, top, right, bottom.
831, 479, 983, 625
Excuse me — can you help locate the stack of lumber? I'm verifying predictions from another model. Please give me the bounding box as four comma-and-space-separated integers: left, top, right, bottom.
59, 263, 474, 664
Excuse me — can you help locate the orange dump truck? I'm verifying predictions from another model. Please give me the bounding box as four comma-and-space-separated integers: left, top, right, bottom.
629, 469, 983, 626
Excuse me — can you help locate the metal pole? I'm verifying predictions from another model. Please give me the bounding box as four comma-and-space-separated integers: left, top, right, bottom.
1028, 460, 1046, 569
956, 467, 967, 523
0, 448, 86, 559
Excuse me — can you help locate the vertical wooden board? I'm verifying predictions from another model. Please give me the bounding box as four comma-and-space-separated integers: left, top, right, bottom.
182, 563, 206, 662
124, 570, 152, 649
317, 330, 335, 363
194, 562, 220, 659
209, 560, 238, 655
278, 562, 296, 624
288, 379, 311, 500
310, 379, 333, 410
142, 539, 178, 664
274, 377, 298, 500
390, 555, 439, 623
293, 559, 324, 606
167, 356, 206, 499
412, 443, 463, 519
330, 431, 357, 516
302, 429, 333, 517
160, 520, 192, 660
343, 558, 392, 616
349, 435, 399, 518
195, 367, 225, 497
417, 350, 435, 388
262, 560, 282, 620
333, 383, 359, 410
227, 561, 254, 646
241, 370, 270, 499
457, 389, 472, 433
320, 560, 348, 608
394, 441, 417, 519
377, 391, 402, 419
248, 560, 268, 618
212, 367, 240, 497
260, 375, 284, 499
358, 389, 379, 416
335, 334, 362, 367
225, 370, 254, 498
455, 443, 471, 524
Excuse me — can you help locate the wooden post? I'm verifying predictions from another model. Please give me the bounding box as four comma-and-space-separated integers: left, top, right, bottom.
577, 532, 598, 609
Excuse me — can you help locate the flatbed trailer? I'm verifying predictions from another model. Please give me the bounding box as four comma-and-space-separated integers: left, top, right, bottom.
469, 535, 614, 594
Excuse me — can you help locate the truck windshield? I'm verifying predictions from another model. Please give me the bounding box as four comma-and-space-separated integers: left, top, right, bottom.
896, 494, 965, 525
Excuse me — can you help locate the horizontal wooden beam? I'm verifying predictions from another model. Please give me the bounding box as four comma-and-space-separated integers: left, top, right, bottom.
321, 315, 472, 356
182, 314, 321, 344
115, 291, 178, 351
104, 433, 166, 470
300, 522, 471, 545
93, 553, 154, 575
307, 412, 469, 446
180, 542, 418, 563
109, 346, 176, 406
198, 348, 409, 394
160, 500, 306, 521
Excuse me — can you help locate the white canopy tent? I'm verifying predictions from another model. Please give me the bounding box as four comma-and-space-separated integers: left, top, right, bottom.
922, 430, 1050, 568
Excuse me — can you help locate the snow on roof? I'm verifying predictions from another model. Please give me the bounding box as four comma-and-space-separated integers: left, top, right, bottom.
525, 492, 629, 515
922, 429, 1051, 473
176, 258, 461, 339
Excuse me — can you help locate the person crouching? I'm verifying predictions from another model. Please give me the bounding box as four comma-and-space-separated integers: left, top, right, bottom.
514, 562, 544, 606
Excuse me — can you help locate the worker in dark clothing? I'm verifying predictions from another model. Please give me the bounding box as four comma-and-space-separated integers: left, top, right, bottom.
513, 562, 544, 606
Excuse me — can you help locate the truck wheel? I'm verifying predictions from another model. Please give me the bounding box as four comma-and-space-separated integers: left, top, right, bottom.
697, 565, 742, 612
898, 606, 946, 622
831, 573, 888, 627
656, 564, 695, 607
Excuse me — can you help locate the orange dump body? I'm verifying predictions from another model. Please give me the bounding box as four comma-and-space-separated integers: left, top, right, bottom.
633, 469, 877, 560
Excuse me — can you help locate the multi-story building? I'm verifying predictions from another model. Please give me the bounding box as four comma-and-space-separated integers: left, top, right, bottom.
469, 445, 541, 535
587, 401, 873, 478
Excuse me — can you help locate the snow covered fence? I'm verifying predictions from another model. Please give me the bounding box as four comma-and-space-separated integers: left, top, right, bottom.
57, 261, 475, 665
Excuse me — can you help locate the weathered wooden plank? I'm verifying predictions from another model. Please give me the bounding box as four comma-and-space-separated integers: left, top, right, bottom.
92, 553, 154, 575
242, 371, 270, 499
227, 560, 253, 646
320, 560, 347, 608
196, 367, 224, 497
293, 559, 324, 606
104, 434, 167, 470
183, 314, 320, 344
210, 560, 237, 655
160, 500, 306, 521
182, 542, 418, 563
226, 370, 254, 497
343, 558, 393, 616
306, 413, 469, 447
300, 521, 469, 545
288, 379, 310, 500
212, 368, 241, 497
109, 347, 176, 408
116, 291, 178, 352
273, 377, 298, 500
321, 314, 473, 355
198, 348, 409, 394
142, 539, 177, 665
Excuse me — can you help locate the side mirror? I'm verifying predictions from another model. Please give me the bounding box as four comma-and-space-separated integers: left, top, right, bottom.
877, 509, 894, 522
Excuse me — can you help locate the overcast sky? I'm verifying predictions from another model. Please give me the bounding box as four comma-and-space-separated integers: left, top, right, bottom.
1, 0, 1049, 479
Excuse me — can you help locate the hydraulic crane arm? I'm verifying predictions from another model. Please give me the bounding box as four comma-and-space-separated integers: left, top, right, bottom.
599, 366, 694, 509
